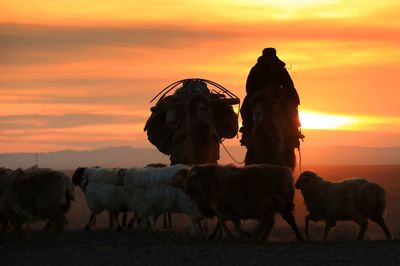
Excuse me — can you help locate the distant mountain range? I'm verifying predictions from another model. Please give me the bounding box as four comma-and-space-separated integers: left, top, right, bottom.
0, 145, 399, 169
0, 146, 170, 169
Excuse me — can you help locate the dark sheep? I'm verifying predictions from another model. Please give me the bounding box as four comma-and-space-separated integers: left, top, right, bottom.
173, 164, 303, 241
296, 171, 393, 240
0, 166, 74, 233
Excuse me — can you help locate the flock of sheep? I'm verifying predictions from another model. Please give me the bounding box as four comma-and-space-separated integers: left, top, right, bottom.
0, 163, 393, 241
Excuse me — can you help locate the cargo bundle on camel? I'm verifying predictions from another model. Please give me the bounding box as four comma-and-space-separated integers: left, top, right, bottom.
144, 78, 240, 165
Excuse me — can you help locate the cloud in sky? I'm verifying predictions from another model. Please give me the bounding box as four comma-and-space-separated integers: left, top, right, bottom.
2, 0, 399, 25
1, 0, 400, 152
0, 24, 237, 64
0, 113, 146, 130
0, 113, 148, 152
1, 22, 399, 67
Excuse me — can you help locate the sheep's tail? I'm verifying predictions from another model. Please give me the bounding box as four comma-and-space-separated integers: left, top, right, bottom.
360, 182, 386, 217
63, 180, 75, 213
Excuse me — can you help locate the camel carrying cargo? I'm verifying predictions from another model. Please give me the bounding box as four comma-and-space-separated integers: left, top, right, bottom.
144, 78, 240, 165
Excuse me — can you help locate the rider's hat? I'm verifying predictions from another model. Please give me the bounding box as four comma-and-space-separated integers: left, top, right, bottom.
262, 47, 277, 57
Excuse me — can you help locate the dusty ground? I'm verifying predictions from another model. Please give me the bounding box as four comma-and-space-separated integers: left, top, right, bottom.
1, 230, 400, 266
1, 165, 399, 265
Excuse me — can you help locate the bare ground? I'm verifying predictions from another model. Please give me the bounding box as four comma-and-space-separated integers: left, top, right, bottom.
1, 230, 400, 266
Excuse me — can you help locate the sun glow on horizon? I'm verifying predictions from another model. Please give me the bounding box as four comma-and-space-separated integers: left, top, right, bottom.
241, 0, 336, 7
300, 111, 360, 130
299, 111, 400, 131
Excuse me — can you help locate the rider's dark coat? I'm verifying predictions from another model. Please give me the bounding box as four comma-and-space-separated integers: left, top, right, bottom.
240, 49, 302, 148
245, 55, 300, 106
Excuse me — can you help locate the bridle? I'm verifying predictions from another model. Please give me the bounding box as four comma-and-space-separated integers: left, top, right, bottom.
252, 103, 281, 145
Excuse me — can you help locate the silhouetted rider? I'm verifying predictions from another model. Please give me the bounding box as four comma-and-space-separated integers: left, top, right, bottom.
240, 47, 303, 148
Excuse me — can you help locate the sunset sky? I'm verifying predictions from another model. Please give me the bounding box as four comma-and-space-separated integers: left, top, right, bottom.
1, 0, 400, 153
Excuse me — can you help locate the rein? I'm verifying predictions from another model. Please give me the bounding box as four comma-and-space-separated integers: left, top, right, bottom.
258, 120, 281, 145
209, 111, 245, 165
220, 140, 245, 165
297, 146, 302, 174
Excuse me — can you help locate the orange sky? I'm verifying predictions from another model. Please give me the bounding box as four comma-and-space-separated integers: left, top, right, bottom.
1, 1, 400, 152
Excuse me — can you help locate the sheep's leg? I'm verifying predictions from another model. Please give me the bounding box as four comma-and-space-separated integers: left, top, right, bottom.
107, 211, 114, 229
58, 213, 68, 233
356, 219, 368, 240
45, 211, 68, 232
232, 220, 244, 239
0, 216, 8, 233
323, 222, 334, 241
189, 217, 203, 236
127, 213, 138, 229
371, 216, 393, 240
50, 209, 68, 232
44, 221, 52, 231
137, 215, 148, 229
217, 221, 223, 239
233, 220, 249, 240
251, 221, 263, 240
305, 215, 312, 239
168, 213, 172, 228
152, 214, 160, 229
121, 212, 128, 229
200, 219, 208, 235
84, 213, 96, 232
112, 212, 123, 232
164, 212, 172, 228
13, 221, 24, 235
138, 216, 153, 231
257, 217, 275, 243
146, 218, 153, 231
220, 219, 234, 239
280, 211, 303, 241
199, 219, 209, 237
162, 214, 167, 228
213, 218, 231, 239
208, 220, 221, 239
48, 208, 66, 235
91, 215, 96, 226
62, 214, 69, 229
158, 213, 172, 228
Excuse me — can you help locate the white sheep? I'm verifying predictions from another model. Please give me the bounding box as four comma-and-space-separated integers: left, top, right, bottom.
118, 164, 203, 235
72, 167, 131, 231
295, 171, 393, 240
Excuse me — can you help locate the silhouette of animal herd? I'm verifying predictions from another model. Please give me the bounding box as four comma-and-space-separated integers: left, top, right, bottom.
0, 164, 393, 241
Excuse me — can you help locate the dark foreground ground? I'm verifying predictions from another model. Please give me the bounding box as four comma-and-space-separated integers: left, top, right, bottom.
1, 165, 400, 265
1, 230, 400, 266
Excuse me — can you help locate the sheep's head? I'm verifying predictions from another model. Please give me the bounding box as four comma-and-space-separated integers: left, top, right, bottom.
0, 167, 12, 186
145, 163, 167, 168
117, 168, 127, 179
171, 167, 203, 195
0, 167, 11, 177
295, 171, 320, 189
185, 166, 209, 195
72, 167, 86, 186
170, 168, 189, 189
13, 167, 24, 175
